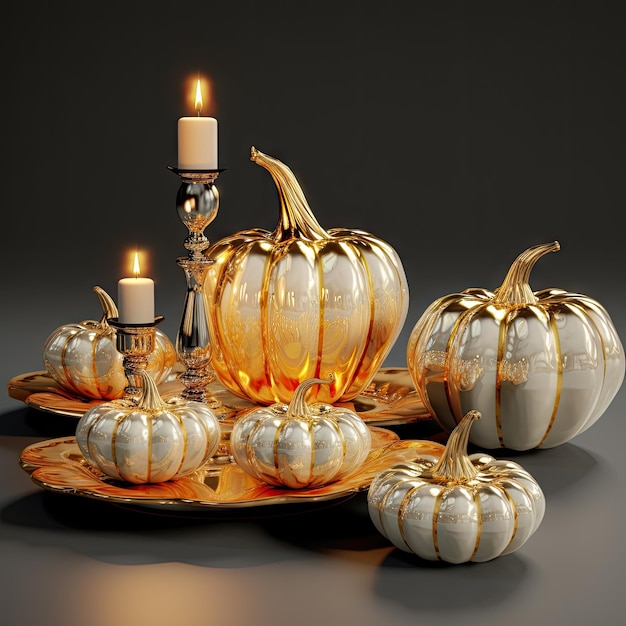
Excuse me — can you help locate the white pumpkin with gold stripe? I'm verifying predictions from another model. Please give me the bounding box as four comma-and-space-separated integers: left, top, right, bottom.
406, 241, 625, 450
75, 369, 221, 484
367, 410, 545, 563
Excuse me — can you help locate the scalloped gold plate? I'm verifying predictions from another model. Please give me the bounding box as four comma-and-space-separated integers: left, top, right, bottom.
19, 428, 445, 511
7, 367, 430, 426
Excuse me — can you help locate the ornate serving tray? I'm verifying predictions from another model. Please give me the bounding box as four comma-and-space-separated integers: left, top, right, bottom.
19, 428, 445, 511
7, 367, 430, 426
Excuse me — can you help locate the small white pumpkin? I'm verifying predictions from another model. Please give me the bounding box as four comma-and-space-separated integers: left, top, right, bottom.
43, 286, 176, 400
76, 369, 222, 484
231, 375, 372, 488
367, 410, 545, 563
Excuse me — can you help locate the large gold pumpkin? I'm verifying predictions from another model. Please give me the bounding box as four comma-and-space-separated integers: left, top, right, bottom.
204, 147, 409, 405
406, 242, 625, 450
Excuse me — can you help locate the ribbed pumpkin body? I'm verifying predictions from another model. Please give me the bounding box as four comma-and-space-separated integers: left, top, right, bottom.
205, 148, 408, 405
367, 411, 546, 563
76, 371, 221, 484
230, 377, 372, 488
407, 243, 625, 450
43, 287, 176, 400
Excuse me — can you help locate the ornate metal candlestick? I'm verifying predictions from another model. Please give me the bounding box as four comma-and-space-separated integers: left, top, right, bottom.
107, 316, 165, 402
168, 166, 223, 407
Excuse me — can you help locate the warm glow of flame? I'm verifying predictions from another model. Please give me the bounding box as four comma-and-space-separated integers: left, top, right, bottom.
185, 73, 214, 115
195, 78, 203, 115
133, 251, 141, 277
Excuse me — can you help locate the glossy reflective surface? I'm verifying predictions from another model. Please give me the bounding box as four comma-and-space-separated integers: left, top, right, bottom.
368, 411, 545, 563
42, 287, 176, 401
19, 428, 445, 510
407, 243, 625, 450
7, 367, 431, 426
231, 377, 373, 488
204, 148, 409, 405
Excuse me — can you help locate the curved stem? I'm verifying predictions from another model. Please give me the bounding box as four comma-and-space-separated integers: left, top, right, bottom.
93, 285, 119, 327
432, 410, 481, 481
493, 241, 560, 305
287, 374, 334, 419
250, 146, 329, 242
137, 369, 166, 412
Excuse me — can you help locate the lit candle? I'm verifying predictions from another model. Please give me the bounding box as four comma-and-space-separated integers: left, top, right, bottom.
178, 77, 218, 170
118, 252, 155, 324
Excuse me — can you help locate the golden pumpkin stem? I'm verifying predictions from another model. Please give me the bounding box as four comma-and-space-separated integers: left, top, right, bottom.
287, 374, 334, 419
432, 410, 481, 482
136, 369, 166, 412
250, 146, 329, 242
93, 285, 119, 326
492, 241, 560, 305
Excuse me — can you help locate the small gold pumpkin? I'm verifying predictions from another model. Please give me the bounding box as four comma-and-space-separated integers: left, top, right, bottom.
230, 375, 372, 488
43, 286, 176, 400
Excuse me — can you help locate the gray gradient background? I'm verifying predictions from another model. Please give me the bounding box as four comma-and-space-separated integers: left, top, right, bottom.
1, 2, 625, 626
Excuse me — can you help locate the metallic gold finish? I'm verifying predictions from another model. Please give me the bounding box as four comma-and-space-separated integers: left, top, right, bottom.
43, 286, 175, 400
20, 428, 445, 511
7, 367, 432, 427
75, 369, 222, 484
204, 147, 409, 405
171, 167, 222, 407
406, 242, 625, 450
231, 375, 372, 489
367, 410, 546, 563
107, 316, 165, 401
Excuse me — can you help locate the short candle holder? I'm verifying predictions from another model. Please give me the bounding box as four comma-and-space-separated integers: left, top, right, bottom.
108, 316, 165, 402
168, 166, 224, 409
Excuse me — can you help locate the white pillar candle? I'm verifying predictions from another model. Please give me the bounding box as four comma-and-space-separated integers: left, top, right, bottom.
178, 117, 218, 170
118, 277, 155, 324
178, 78, 218, 170
118, 253, 154, 324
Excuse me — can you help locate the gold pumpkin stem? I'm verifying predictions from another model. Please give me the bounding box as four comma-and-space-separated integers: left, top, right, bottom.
432, 410, 481, 482
493, 241, 560, 305
136, 369, 166, 412
287, 374, 334, 419
93, 285, 119, 326
250, 146, 329, 242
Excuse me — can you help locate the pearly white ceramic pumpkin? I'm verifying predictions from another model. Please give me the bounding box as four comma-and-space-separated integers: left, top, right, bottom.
406, 242, 625, 450
76, 369, 221, 484
230, 375, 372, 488
43, 286, 176, 400
367, 410, 546, 563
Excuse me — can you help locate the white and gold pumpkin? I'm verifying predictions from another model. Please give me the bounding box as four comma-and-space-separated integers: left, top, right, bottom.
406, 242, 625, 450
43, 286, 176, 400
75, 369, 221, 484
367, 410, 546, 563
204, 147, 409, 405
230, 375, 372, 488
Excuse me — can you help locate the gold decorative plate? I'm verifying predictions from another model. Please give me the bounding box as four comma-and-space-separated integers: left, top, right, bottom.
19, 428, 445, 511
6, 367, 430, 426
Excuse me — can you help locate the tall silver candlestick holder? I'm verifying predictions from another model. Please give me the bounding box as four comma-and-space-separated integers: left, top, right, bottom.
168, 166, 224, 409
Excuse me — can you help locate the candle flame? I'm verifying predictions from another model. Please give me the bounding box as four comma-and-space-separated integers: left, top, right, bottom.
133, 251, 141, 278
185, 73, 214, 115
195, 78, 203, 115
